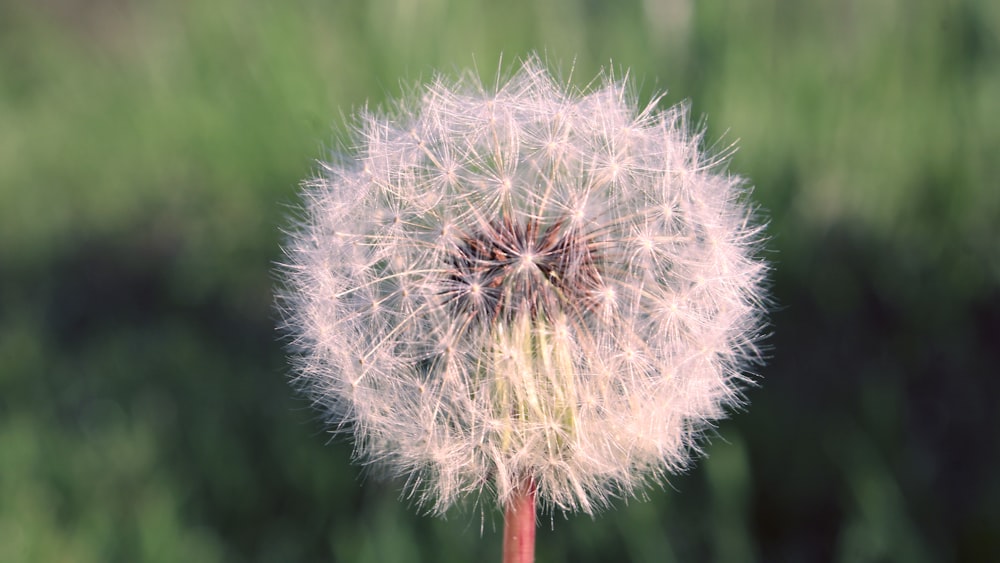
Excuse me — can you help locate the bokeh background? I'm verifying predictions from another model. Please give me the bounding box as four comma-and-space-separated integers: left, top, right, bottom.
2, 0, 998, 561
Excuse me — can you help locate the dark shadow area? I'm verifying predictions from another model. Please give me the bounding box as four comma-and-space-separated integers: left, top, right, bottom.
3, 213, 996, 561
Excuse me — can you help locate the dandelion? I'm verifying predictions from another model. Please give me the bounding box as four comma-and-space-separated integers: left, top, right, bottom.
278, 54, 768, 562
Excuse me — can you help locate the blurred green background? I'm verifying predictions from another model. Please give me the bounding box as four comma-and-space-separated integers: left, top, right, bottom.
2, 0, 998, 561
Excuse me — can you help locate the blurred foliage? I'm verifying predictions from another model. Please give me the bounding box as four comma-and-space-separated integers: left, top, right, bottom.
1, 0, 998, 561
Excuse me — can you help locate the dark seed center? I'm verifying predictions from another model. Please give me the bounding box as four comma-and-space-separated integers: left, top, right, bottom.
443, 216, 603, 323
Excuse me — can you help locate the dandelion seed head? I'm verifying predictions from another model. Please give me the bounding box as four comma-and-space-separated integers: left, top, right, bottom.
278, 54, 768, 515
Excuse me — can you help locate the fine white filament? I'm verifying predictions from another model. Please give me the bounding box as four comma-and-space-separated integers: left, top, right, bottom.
279, 55, 768, 515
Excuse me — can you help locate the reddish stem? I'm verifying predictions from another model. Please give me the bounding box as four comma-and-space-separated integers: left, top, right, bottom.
502, 478, 536, 563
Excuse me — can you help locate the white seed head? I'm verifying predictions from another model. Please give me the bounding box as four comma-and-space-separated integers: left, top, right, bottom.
278, 55, 768, 515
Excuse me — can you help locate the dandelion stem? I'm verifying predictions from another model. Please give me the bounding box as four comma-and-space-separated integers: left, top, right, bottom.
502, 477, 536, 563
